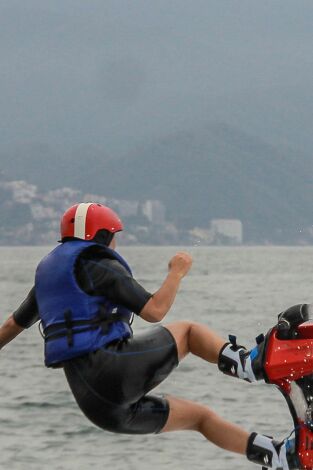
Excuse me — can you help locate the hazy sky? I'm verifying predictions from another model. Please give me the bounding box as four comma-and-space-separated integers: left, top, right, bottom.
1, 0, 313, 154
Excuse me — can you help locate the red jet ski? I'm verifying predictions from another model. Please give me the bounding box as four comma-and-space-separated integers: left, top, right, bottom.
259, 304, 313, 469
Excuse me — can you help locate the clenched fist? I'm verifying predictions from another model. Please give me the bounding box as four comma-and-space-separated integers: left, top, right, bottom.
168, 252, 193, 279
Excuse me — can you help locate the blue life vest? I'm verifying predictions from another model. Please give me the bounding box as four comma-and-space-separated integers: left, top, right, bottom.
35, 240, 133, 367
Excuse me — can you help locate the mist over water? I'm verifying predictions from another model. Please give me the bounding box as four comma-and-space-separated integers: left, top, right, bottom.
1, 246, 313, 469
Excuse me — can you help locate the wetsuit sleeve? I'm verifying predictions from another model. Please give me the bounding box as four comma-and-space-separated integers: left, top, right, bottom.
78, 257, 153, 314
12, 286, 40, 328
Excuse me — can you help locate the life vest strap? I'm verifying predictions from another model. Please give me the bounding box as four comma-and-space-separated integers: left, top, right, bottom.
43, 311, 131, 345
64, 310, 73, 346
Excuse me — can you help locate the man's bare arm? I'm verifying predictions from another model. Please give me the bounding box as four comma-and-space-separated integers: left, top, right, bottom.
140, 252, 192, 323
0, 315, 25, 349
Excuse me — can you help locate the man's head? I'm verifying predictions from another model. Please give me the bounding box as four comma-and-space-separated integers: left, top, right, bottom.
60, 203, 123, 247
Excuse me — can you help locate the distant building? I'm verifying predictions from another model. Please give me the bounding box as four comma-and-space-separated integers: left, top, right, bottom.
31, 204, 59, 221
0, 180, 37, 204
83, 194, 108, 206
142, 200, 166, 225
210, 219, 243, 244
189, 227, 214, 245
45, 187, 81, 211
114, 199, 139, 217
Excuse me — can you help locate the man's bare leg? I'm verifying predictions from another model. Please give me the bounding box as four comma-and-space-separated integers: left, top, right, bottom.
164, 320, 261, 382
162, 395, 249, 454
161, 322, 295, 469
161, 323, 248, 452
164, 320, 226, 362
161, 396, 296, 470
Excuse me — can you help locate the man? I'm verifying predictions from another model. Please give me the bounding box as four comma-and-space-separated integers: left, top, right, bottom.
0, 203, 297, 469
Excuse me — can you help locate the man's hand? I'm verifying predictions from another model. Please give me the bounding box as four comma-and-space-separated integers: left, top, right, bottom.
168, 252, 193, 279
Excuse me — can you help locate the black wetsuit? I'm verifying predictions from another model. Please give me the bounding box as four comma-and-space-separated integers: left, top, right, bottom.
13, 245, 178, 434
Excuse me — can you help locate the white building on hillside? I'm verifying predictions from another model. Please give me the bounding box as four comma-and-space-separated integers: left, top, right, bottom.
142, 200, 166, 225
210, 219, 243, 244
0, 180, 37, 204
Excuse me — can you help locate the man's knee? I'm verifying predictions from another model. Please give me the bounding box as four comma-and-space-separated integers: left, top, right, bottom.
164, 321, 200, 360
165, 320, 199, 335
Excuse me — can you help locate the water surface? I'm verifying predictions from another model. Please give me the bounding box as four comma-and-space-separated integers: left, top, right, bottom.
1, 246, 313, 469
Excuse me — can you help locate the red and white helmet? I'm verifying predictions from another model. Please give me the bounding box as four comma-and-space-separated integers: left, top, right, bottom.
60, 203, 123, 241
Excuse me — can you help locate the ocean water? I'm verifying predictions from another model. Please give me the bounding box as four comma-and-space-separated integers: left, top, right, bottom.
1, 245, 313, 470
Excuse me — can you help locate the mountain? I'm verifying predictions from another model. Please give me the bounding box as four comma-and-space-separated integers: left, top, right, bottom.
90, 123, 313, 243
1, 123, 312, 243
